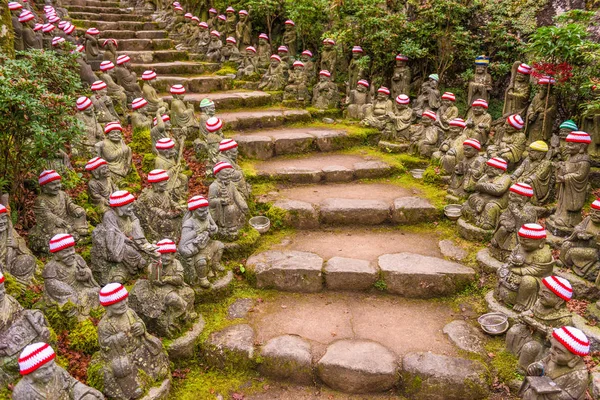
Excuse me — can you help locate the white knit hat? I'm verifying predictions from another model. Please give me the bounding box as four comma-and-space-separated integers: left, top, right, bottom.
49, 233, 75, 253
219, 139, 238, 152
542, 276, 573, 302
170, 84, 185, 95
518, 223, 546, 240
213, 161, 233, 175
155, 138, 175, 150
131, 97, 148, 110
507, 114, 524, 130
206, 117, 223, 132
39, 170, 61, 185
85, 157, 107, 171
157, 239, 177, 253
188, 195, 209, 210
147, 169, 169, 183
142, 70, 157, 80
486, 157, 507, 171
99, 282, 129, 306
109, 190, 135, 207
18, 343, 56, 375
552, 326, 590, 356
509, 182, 534, 197
76, 96, 93, 111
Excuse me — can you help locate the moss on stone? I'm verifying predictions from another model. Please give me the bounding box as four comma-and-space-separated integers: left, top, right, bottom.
142, 153, 157, 173
37, 300, 78, 333
265, 206, 288, 230
485, 338, 523, 383
68, 319, 100, 354
130, 127, 152, 154
86, 353, 105, 393
215, 62, 237, 76
119, 166, 142, 193
423, 165, 444, 186
0, 6, 14, 59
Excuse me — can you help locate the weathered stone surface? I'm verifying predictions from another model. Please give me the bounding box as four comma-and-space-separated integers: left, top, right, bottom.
204, 324, 255, 369
234, 135, 274, 160
322, 165, 354, 182
221, 109, 311, 131
273, 200, 319, 229
378, 253, 475, 298
353, 161, 393, 179
391, 197, 438, 224
228, 298, 254, 319
310, 129, 349, 152
276, 168, 323, 184
246, 251, 324, 293
476, 248, 503, 273
378, 140, 409, 153
324, 257, 378, 291
166, 316, 206, 361
590, 367, 600, 399
555, 269, 600, 301
319, 198, 390, 225
317, 340, 398, 394
438, 240, 467, 262
573, 314, 600, 352
484, 290, 518, 322
457, 218, 493, 242
194, 271, 234, 303
142, 378, 171, 400
273, 132, 315, 155
442, 320, 486, 354
401, 352, 489, 400
259, 335, 314, 385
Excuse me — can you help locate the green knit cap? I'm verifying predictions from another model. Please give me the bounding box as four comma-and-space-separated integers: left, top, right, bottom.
200, 98, 214, 108
559, 120, 577, 131
429, 74, 439, 82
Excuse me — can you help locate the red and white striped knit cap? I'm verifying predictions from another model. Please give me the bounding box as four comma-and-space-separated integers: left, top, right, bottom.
19, 343, 56, 375
463, 138, 481, 150
292, 61, 304, 68
323, 38, 335, 45
226, 6, 235, 13
131, 97, 148, 110
184, 12, 192, 18
591, 199, 600, 210
486, 157, 507, 171
441, 92, 455, 101
199, 22, 208, 29
104, 122, 123, 134
72, 44, 85, 53
85, 157, 107, 171
100, 61, 115, 71
319, 70, 331, 78
396, 54, 408, 61
157, 239, 177, 253
219, 139, 238, 152
39, 170, 61, 185
507, 114, 524, 130
357, 79, 369, 88
142, 70, 157, 80
301, 50, 312, 57
517, 63, 532, 74
76, 96, 93, 111
239, 9, 248, 15
153, 114, 170, 126
211, 30, 221, 37
173, 5, 183, 11
0, 204, 6, 216
99, 282, 129, 306
0, 271, 5, 284
284, 19, 295, 26
246, 46, 257, 53
538, 76, 556, 85
49, 233, 75, 253
566, 131, 591, 144
277, 45, 288, 53
170, 84, 185, 95
86, 27, 100, 35
472, 98, 488, 108
396, 94, 409, 105
91, 80, 107, 91
208, 7, 216, 13
34, 23, 43, 31
51, 36, 65, 46
518, 223, 546, 239
63, 23, 75, 34
226, 37, 237, 44
58, 21, 68, 29
47, 15, 60, 23
509, 182, 534, 197
542, 276, 573, 302
218, 14, 227, 20
206, 117, 223, 132
270, 54, 281, 62
116, 54, 131, 65
552, 326, 590, 356
42, 23, 55, 33
8, 2, 23, 10
259, 33, 269, 41
156, 138, 175, 150
147, 169, 169, 183
422, 110, 437, 121
188, 195, 209, 210
102, 38, 117, 48
377, 87, 390, 95
449, 118, 466, 128
191, 16, 200, 22
213, 161, 233, 175
109, 190, 135, 207
18, 10, 35, 23
352, 46, 363, 53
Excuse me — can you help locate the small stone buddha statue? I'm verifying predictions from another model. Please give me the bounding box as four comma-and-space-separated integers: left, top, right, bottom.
208, 162, 249, 240
74, 96, 103, 159
0, 204, 36, 285
217, 139, 249, 199
206, 30, 223, 62
391, 54, 411, 100
511, 141, 553, 206
467, 55, 492, 104
496, 223, 554, 312
151, 112, 172, 151
435, 92, 459, 133
10, 3, 25, 51
282, 20, 297, 57
131, 97, 152, 131
526, 76, 557, 144
154, 138, 189, 203
300, 50, 315, 83
235, 9, 251, 50
91, 80, 120, 124
224, 7, 237, 39
413, 74, 441, 117
169, 84, 199, 137
101, 38, 118, 63
98, 61, 128, 116
114, 54, 143, 102
222, 37, 242, 63
487, 114, 527, 168
84, 27, 103, 63
86, 157, 118, 215
361, 86, 394, 131
389, 95, 414, 142
465, 98, 492, 145
503, 62, 532, 117
320, 38, 337, 77
277, 46, 291, 75
19, 11, 42, 50
284, 60, 309, 103
506, 276, 573, 371
257, 33, 272, 70
195, 22, 210, 53
433, 118, 468, 175
237, 46, 259, 79
410, 110, 440, 158
95, 122, 132, 183
258, 55, 287, 91
179, 196, 225, 289
345, 79, 371, 120
347, 46, 367, 94
312, 70, 339, 110
141, 70, 169, 114
550, 120, 578, 162
447, 139, 486, 199
203, 117, 226, 174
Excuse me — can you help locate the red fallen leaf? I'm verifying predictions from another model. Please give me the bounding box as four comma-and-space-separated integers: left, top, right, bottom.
232, 393, 245, 400
487, 352, 495, 358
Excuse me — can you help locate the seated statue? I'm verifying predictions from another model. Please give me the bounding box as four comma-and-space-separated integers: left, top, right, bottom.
361, 86, 394, 131
169, 84, 199, 137
222, 37, 242, 63
43, 234, 100, 317
84, 28, 103, 63
131, 97, 152, 131
154, 138, 189, 203
203, 117, 226, 175
86, 157, 118, 215
194, 22, 210, 53
388, 94, 414, 142
217, 139, 249, 199
465, 98, 492, 145
13, 342, 104, 400
520, 326, 589, 400
461, 157, 512, 230
98, 61, 128, 116
74, 50, 100, 88
257, 33, 272, 71
447, 139, 486, 199
391, 54, 411, 99
237, 46, 259, 79
432, 118, 468, 175
0, 272, 51, 387
91, 191, 159, 285
96, 283, 170, 399
496, 223, 554, 311
179, 196, 225, 289
141, 70, 169, 114
208, 162, 249, 240
558, 199, 600, 282
20, 15, 43, 50
91, 81, 120, 124
114, 55, 143, 102
75, 96, 103, 159
95, 122, 133, 183
300, 50, 315, 84
136, 170, 184, 243
467, 56, 492, 104
435, 92, 459, 132
550, 120, 578, 162
0, 203, 36, 285
511, 141, 553, 206
320, 39, 337, 77
506, 276, 573, 371
490, 183, 538, 261
409, 110, 439, 157
29, 170, 88, 254
258, 55, 287, 91
345, 79, 371, 120
101, 38, 118, 63
312, 70, 339, 110
283, 61, 309, 103
413, 74, 440, 117
206, 31, 223, 62
487, 114, 526, 168
129, 239, 196, 337
151, 112, 172, 150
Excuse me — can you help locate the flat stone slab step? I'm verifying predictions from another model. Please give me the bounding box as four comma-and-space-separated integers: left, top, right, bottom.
220, 108, 311, 131
109, 38, 173, 51
100, 30, 166, 40
173, 91, 272, 110
65, 0, 121, 7
130, 61, 218, 75
151, 74, 231, 93
73, 20, 159, 31
253, 154, 396, 183
69, 11, 148, 21
65, 5, 126, 13
117, 50, 187, 63
232, 127, 355, 160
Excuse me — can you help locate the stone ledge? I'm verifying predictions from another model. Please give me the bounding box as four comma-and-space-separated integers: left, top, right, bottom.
457, 218, 493, 242
476, 248, 503, 273
273, 200, 319, 229
259, 335, 314, 385
324, 257, 378, 291
202, 324, 256, 370
319, 198, 390, 225
391, 197, 438, 224
165, 316, 205, 362
246, 251, 324, 293
142, 378, 171, 400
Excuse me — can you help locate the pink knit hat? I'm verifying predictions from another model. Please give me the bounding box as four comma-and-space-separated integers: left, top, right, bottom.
131, 97, 148, 110
301, 50, 312, 57
91, 80, 108, 91
0, 205, 6, 215
157, 239, 177, 253
319, 70, 331, 78
226, 37, 237, 44
395, 54, 408, 61
49, 233, 75, 253
285, 19, 295, 26
42, 23, 55, 33
199, 22, 208, 29
507, 114, 524, 130
542, 276, 573, 302
226, 6, 235, 13
517, 63, 532, 74
246, 46, 257, 53
591, 198, 600, 210
100, 61, 115, 71
76, 96, 93, 111
441, 92, 455, 101
463, 138, 481, 150
156, 138, 175, 150
352, 46, 363, 53
85, 157, 107, 171
170, 84, 185, 95
377, 87, 390, 95
99, 282, 129, 306
8, 2, 23, 10
211, 30, 221, 37
18, 10, 35, 23
219, 139, 238, 152
109, 190, 135, 207
277, 45, 288, 53
51, 36, 65, 46
357, 79, 369, 88
270, 54, 281, 62
116, 54, 131, 65
259, 33, 269, 41
518, 223, 546, 239
205, 117, 223, 132
422, 110, 437, 121
142, 70, 157, 80
86, 27, 100, 35
566, 131, 591, 144
19, 343, 56, 375
509, 182, 534, 197
552, 326, 590, 356
63, 23, 75, 34
188, 195, 209, 210
213, 161, 233, 175
396, 94, 410, 105
239, 9, 248, 16
104, 122, 123, 134
39, 170, 61, 185
292, 60, 304, 68
147, 169, 169, 183
449, 118, 466, 128
486, 157, 507, 171
472, 98, 488, 108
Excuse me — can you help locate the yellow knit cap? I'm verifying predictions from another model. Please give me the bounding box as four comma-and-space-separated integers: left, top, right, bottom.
529, 141, 549, 152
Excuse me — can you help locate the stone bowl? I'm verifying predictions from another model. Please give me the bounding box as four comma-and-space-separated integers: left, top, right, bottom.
249, 216, 270, 234
477, 312, 509, 335
409, 169, 425, 179
444, 204, 462, 221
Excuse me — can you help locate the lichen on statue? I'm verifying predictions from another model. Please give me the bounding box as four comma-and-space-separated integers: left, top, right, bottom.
208, 162, 249, 240
95, 122, 133, 184
447, 139, 486, 200
0, 204, 36, 286
432, 118, 468, 175
409, 110, 439, 158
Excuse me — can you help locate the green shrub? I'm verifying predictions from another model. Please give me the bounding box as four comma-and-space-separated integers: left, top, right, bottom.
68, 319, 100, 354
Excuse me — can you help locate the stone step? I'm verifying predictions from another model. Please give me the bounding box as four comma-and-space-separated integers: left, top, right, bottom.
161, 91, 272, 111
65, 4, 126, 13
130, 61, 218, 75
64, 0, 121, 7
117, 50, 187, 63
231, 127, 357, 160
151, 74, 231, 93
246, 250, 475, 297
252, 153, 396, 184
73, 20, 159, 31
260, 182, 439, 228
100, 30, 166, 40
69, 11, 147, 21
220, 108, 311, 131
110, 38, 173, 51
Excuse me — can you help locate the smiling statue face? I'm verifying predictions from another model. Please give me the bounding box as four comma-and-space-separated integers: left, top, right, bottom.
193, 206, 209, 220
42, 180, 62, 196
57, 246, 77, 268
29, 359, 56, 384
591, 209, 600, 224
108, 130, 122, 142
549, 337, 577, 366
485, 165, 502, 177
217, 168, 233, 183
115, 202, 135, 218
538, 284, 562, 308
107, 298, 128, 316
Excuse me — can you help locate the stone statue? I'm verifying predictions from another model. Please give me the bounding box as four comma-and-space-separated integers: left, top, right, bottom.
300, 50, 315, 84
195, 22, 210, 53
0, 272, 50, 387
511, 141, 553, 205
179, 196, 224, 289
91, 80, 120, 124
131, 97, 152, 131
29, 170, 88, 254
237, 46, 259, 79
258, 55, 287, 91
525, 76, 557, 144
320, 39, 337, 77
224, 7, 236, 39
98, 61, 129, 117
95, 122, 133, 183
74, 49, 100, 87
276, 46, 291, 75
114, 55, 143, 102
222, 37, 242, 63
496, 223, 554, 311
136, 170, 184, 243
503, 62, 532, 117
447, 139, 486, 199
413, 74, 441, 117
550, 120, 578, 162
257, 33, 271, 70
284, 61, 309, 103
506, 276, 573, 371
410, 110, 440, 157
467, 56, 492, 104
388, 95, 414, 142
20, 13, 42, 50
391, 54, 411, 100
84, 28, 103, 64
129, 239, 196, 337
487, 114, 527, 167
74, 96, 103, 158
312, 70, 339, 110
41, 24, 55, 50
0, 204, 36, 286
347, 46, 367, 94
86, 157, 118, 215
217, 139, 249, 199
461, 157, 512, 230
95, 283, 170, 399
206, 31, 223, 63
235, 10, 251, 50
155, 138, 189, 203
141, 70, 169, 114
465, 98, 492, 145
360, 86, 393, 130
101, 38, 118, 63
207, 8, 218, 28
208, 162, 249, 240
151, 112, 172, 151
547, 131, 591, 235
519, 326, 589, 400
13, 343, 104, 400
169, 84, 199, 137
91, 191, 159, 285
43, 234, 100, 317
435, 92, 459, 133
345, 79, 371, 120
432, 118, 468, 175
282, 20, 297, 57
10, 4, 24, 51
490, 183, 538, 261
558, 199, 600, 282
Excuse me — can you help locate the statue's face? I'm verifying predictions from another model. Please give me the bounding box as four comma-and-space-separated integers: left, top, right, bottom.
441, 99, 451, 107
504, 123, 517, 135
475, 66, 485, 74
508, 191, 527, 204
448, 126, 461, 137
319, 75, 327, 83
42, 180, 62, 196
0, 214, 8, 233
83, 107, 94, 117
226, 43, 235, 49
472, 106, 484, 116
97, 164, 109, 178
485, 165, 502, 177
529, 149, 545, 161
106, 298, 128, 315
352, 52, 360, 60
278, 51, 286, 57
549, 337, 577, 366
57, 246, 77, 268
422, 117, 432, 126
559, 128, 570, 139
377, 93, 386, 101
239, 14, 247, 21
300, 55, 309, 62
115, 202, 134, 218
357, 85, 367, 93
566, 141, 585, 155
160, 252, 174, 263
202, 104, 215, 115
463, 145, 477, 158
217, 168, 233, 183
138, 106, 148, 115
396, 60, 406, 67
270, 60, 279, 67
591, 209, 600, 224
520, 237, 543, 252
153, 180, 168, 193
211, 36, 219, 43
226, 147, 238, 160
108, 131, 122, 142
29, 359, 56, 384
429, 78, 438, 88
538, 285, 562, 308
516, 73, 526, 82
193, 207, 209, 219
161, 147, 177, 159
